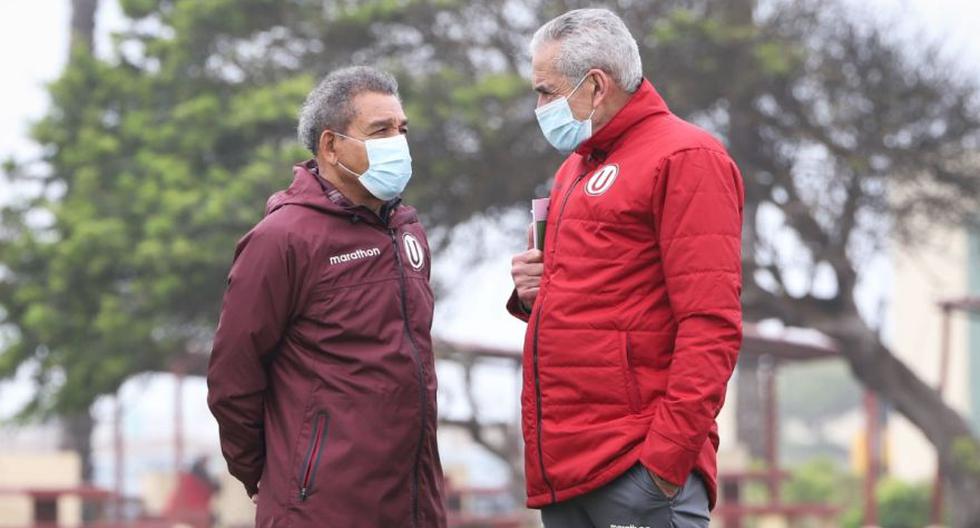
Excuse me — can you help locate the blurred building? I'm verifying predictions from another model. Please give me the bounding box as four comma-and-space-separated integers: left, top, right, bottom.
889, 225, 980, 480
0, 451, 86, 527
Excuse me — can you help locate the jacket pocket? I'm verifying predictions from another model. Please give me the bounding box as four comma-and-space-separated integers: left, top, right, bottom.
627, 463, 675, 505
297, 411, 330, 502
619, 332, 644, 414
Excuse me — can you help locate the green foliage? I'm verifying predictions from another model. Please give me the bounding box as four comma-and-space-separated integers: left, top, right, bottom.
0, 0, 555, 419
780, 361, 862, 423
783, 457, 860, 505
781, 459, 931, 528
876, 479, 932, 528
952, 436, 980, 478
0, 2, 311, 417
778, 361, 861, 463
840, 478, 931, 528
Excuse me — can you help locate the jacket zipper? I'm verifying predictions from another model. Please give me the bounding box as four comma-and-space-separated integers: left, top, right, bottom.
388, 226, 426, 528
548, 170, 590, 258
532, 168, 590, 504
299, 411, 329, 501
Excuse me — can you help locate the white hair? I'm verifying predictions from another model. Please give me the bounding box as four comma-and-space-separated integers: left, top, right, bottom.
530, 8, 643, 93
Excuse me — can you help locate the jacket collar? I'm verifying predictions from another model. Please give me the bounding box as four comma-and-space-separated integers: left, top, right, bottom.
574, 79, 671, 163
266, 160, 415, 228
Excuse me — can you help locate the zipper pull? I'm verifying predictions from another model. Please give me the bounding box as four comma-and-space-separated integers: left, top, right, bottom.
300, 487, 309, 501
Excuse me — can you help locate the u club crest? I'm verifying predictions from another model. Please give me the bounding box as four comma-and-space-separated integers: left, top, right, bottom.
402, 233, 425, 271
585, 164, 619, 196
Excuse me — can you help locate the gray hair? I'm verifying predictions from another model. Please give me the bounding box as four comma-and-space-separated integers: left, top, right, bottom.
530, 8, 643, 93
297, 66, 399, 155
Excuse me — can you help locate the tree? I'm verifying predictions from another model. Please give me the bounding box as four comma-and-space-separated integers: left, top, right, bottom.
641, 0, 980, 523
70, 0, 99, 54
1, 0, 311, 478
2, 1, 980, 523
0, 0, 550, 484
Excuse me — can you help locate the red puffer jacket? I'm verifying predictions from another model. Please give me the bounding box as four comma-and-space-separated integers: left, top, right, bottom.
208, 161, 445, 527
508, 79, 743, 510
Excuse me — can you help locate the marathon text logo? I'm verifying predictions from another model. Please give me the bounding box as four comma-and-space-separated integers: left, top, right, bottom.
329, 247, 382, 266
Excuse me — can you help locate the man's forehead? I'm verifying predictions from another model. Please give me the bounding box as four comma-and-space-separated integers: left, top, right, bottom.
532, 70, 568, 93
531, 41, 566, 89
350, 92, 406, 124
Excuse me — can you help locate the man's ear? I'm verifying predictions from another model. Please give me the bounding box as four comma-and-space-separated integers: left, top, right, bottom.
318, 129, 338, 165
589, 69, 611, 108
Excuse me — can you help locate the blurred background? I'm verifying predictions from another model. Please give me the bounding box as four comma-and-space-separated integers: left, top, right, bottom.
0, 0, 978, 527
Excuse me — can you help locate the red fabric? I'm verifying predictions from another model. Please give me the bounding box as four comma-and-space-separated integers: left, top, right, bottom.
164, 472, 213, 523
507, 80, 743, 510
207, 161, 445, 527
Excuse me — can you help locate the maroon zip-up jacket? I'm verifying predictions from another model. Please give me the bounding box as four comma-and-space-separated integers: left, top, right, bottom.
207, 160, 445, 527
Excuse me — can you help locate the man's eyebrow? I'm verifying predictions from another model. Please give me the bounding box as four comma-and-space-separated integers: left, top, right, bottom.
367, 117, 408, 130
533, 83, 555, 95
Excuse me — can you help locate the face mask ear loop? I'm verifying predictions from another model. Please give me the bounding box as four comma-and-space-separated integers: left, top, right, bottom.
331, 130, 365, 144
570, 74, 598, 123
337, 160, 363, 178
330, 129, 368, 178
568, 73, 590, 98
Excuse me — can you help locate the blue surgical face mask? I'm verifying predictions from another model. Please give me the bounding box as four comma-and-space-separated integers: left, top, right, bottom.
534, 74, 596, 155
334, 132, 413, 201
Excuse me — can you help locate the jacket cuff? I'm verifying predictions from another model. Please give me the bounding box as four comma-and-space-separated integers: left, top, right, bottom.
640, 428, 700, 487
228, 461, 262, 497
243, 481, 259, 498
506, 289, 531, 322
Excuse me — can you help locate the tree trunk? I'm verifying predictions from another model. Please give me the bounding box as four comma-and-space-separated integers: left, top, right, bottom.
948, 471, 980, 528
819, 311, 980, 527
59, 408, 100, 522
724, 0, 773, 466
735, 354, 768, 459
69, 0, 98, 55
59, 408, 95, 482
716, 0, 980, 521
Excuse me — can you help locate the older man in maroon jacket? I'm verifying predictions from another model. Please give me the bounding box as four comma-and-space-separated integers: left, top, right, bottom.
207, 66, 445, 528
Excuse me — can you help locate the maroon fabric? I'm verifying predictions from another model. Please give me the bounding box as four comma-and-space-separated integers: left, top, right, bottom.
207, 160, 445, 527
507, 80, 744, 510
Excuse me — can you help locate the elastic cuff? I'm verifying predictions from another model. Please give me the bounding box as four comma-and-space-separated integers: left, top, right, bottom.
506, 289, 531, 322
228, 461, 262, 497
640, 428, 700, 487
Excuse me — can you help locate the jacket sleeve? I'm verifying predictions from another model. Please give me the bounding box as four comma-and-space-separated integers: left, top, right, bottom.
506, 290, 531, 322
640, 148, 744, 486
206, 224, 305, 496
505, 223, 536, 322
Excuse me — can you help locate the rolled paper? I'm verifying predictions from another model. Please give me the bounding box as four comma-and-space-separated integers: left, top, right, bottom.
532, 198, 550, 251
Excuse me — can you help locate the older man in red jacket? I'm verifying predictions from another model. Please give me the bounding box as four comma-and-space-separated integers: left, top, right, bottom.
207, 66, 445, 528
509, 8, 744, 527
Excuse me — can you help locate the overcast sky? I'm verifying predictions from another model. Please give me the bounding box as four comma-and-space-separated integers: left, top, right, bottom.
0, 0, 978, 492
